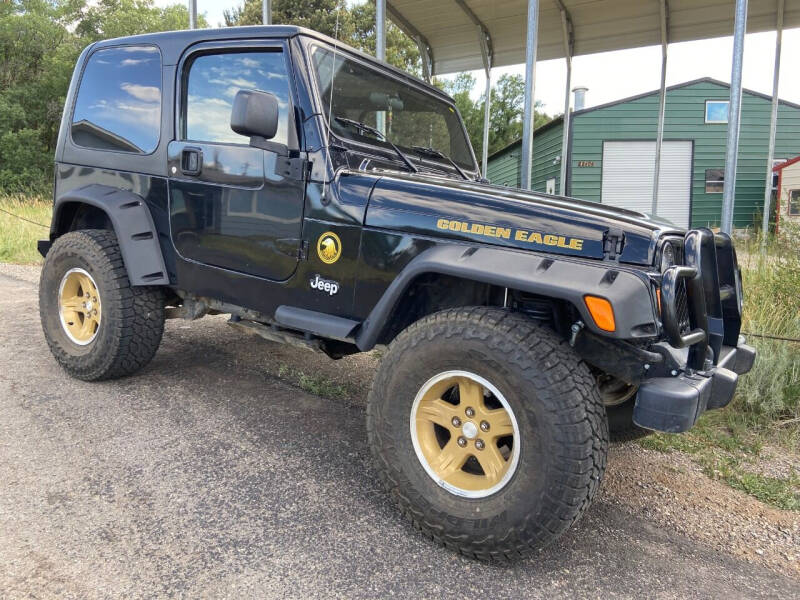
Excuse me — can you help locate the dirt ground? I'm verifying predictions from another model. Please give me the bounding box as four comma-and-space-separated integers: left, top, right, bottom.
237, 322, 800, 579
1, 263, 798, 598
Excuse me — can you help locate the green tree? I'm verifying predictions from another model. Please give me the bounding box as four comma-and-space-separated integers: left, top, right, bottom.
346, 1, 419, 76
440, 73, 483, 157
224, 0, 420, 75
439, 73, 550, 161
76, 0, 205, 42
487, 73, 550, 155
0, 1, 85, 191
224, 0, 352, 41
0, 0, 209, 192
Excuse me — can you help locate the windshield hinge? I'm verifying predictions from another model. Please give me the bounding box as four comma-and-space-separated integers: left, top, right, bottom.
276, 156, 309, 180
603, 227, 625, 260
276, 238, 309, 260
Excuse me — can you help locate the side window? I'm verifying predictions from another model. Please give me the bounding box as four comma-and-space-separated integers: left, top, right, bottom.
184, 50, 290, 145
72, 46, 162, 153
790, 190, 800, 216
705, 100, 729, 124
705, 168, 724, 193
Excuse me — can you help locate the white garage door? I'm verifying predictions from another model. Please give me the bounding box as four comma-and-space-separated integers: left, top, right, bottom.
601, 140, 692, 227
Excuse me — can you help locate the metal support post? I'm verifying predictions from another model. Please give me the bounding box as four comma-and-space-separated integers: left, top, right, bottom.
520, 0, 540, 190
722, 0, 749, 234
417, 37, 432, 82
452, 0, 494, 174
188, 0, 197, 29
263, 0, 271, 25
652, 0, 669, 215
376, 0, 386, 134
477, 30, 492, 176
482, 71, 491, 175
761, 0, 784, 246
385, 4, 434, 81
556, 1, 573, 196
376, 0, 386, 61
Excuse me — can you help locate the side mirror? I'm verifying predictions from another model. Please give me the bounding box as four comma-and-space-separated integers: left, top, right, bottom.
231, 89, 280, 140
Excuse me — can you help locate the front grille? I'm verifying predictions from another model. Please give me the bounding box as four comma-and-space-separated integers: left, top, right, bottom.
659, 229, 743, 370
675, 280, 691, 334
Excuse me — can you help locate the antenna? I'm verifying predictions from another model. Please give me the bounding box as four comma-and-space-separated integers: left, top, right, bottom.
322, 7, 341, 201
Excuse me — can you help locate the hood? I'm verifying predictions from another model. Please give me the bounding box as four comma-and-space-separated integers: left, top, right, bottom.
364, 172, 683, 265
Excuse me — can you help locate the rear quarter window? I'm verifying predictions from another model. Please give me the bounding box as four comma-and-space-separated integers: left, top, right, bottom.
71, 45, 162, 154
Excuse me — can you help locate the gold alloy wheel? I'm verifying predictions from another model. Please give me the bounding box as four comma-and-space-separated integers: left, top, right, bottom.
410, 370, 520, 498
58, 268, 102, 346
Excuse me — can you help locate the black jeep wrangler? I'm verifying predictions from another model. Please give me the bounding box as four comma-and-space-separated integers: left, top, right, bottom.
39, 25, 755, 560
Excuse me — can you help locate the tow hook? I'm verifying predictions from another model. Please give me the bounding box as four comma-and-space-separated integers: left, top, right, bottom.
569, 320, 585, 347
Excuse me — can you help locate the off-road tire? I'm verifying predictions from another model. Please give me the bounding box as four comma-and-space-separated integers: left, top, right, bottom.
366, 307, 608, 561
607, 398, 652, 442
39, 229, 165, 381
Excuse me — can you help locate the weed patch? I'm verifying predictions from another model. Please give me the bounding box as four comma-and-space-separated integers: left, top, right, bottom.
0, 194, 51, 264
277, 363, 350, 400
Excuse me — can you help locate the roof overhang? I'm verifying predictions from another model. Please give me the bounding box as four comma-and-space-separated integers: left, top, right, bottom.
387, 0, 800, 74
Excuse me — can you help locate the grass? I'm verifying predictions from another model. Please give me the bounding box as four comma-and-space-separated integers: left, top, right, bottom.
639, 229, 800, 510
640, 420, 800, 511
277, 364, 351, 401
0, 194, 51, 264
735, 227, 800, 437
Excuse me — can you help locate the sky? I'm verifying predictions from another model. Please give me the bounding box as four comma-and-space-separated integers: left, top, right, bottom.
161, 1, 800, 115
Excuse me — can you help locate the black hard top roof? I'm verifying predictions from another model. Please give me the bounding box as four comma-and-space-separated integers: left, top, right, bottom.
90, 25, 452, 102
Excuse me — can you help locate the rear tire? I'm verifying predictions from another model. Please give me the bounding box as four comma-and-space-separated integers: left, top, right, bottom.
367, 307, 608, 561
39, 229, 165, 381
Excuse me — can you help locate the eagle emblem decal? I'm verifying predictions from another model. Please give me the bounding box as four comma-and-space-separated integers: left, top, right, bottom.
316, 231, 342, 264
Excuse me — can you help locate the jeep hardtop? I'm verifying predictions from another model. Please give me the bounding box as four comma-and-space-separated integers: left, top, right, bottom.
38, 25, 755, 560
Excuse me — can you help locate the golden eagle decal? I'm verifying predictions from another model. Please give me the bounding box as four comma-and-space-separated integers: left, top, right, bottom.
316, 231, 342, 264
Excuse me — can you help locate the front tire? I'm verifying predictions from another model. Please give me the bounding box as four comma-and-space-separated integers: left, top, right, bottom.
39, 229, 165, 381
367, 307, 608, 560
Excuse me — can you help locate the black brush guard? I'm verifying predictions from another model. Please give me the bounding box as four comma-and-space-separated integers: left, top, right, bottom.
633, 228, 756, 433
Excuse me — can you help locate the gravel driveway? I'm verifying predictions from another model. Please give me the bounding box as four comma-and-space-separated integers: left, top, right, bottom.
1, 266, 798, 599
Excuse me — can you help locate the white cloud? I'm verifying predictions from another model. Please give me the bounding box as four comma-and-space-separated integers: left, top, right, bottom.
121, 83, 160, 103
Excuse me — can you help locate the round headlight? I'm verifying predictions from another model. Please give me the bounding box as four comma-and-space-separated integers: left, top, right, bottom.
660, 242, 676, 273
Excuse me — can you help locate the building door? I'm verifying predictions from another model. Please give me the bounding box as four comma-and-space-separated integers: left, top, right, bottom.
601, 140, 692, 227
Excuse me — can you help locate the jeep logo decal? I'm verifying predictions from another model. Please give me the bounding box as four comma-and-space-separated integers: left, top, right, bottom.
310, 274, 339, 296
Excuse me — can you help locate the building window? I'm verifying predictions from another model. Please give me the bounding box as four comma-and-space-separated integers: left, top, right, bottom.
546, 178, 556, 194
772, 159, 786, 191
790, 190, 800, 216
705, 100, 729, 124
184, 50, 290, 145
705, 169, 724, 193
71, 46, 162, 153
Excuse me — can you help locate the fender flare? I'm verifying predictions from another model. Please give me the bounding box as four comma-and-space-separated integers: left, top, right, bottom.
355, 244, 658, 350
53, 184, 169, 286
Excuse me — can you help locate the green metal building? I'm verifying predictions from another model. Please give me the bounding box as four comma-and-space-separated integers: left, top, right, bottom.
486, 78, 800, 229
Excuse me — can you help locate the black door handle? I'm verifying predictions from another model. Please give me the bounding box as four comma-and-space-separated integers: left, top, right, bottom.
181, 147, 203, 176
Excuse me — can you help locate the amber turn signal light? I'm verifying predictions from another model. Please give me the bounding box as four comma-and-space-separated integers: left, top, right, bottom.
584, 295, 616, 332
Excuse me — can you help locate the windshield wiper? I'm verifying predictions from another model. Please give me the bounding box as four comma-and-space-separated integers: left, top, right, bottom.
411, 145, 470, 181
333, 117, 418, 173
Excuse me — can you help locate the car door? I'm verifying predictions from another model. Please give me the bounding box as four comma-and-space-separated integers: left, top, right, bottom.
168, 43, 305, 281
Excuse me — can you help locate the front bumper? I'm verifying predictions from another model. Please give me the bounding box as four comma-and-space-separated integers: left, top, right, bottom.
633, 340, 756, 433
632, 228, 756, 433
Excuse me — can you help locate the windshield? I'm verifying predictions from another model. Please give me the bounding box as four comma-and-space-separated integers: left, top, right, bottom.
310, 45, 476, 171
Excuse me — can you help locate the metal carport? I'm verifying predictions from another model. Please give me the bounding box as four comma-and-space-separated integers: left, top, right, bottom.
374, 0, 800, 234
201, 0, 800, 234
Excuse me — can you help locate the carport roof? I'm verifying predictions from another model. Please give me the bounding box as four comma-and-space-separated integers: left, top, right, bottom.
388, 0, 800, 74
